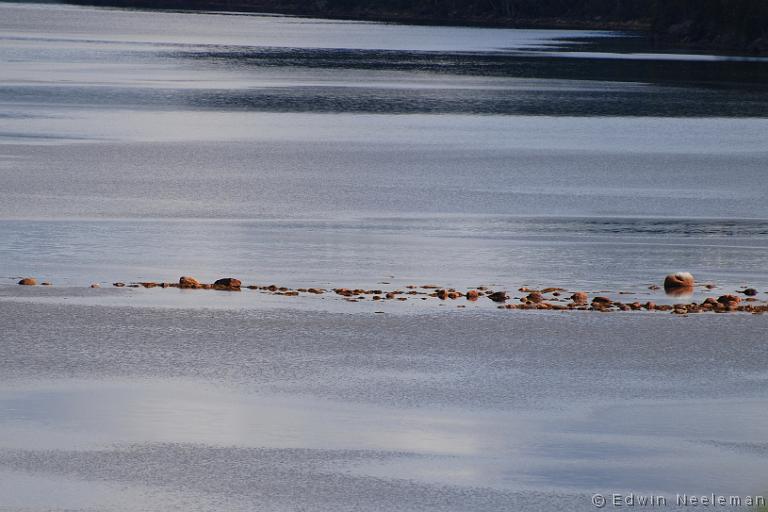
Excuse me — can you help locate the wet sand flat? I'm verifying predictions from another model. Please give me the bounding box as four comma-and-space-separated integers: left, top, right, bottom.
1, 297, 768, 511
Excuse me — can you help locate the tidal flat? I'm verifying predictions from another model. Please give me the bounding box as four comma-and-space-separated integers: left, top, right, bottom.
2, 297, 768, 511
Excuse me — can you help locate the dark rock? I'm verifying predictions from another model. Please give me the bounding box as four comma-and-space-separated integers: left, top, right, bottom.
487, 291, 508, 302
214, 278, 241, 290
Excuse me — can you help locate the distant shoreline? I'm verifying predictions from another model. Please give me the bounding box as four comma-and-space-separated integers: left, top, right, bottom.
38, 0, 768, 55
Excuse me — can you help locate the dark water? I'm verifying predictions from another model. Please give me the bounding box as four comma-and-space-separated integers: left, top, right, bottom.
2, 2, 768, 511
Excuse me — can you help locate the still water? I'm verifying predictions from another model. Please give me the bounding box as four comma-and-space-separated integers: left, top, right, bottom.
1, 2, 768, 511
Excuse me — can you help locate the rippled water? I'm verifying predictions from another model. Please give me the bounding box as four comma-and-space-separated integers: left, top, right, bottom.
1, 303, 768, 511
2, 3, 768, 511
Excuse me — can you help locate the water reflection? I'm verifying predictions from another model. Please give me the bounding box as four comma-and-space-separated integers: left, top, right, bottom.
0, 379, 767, 495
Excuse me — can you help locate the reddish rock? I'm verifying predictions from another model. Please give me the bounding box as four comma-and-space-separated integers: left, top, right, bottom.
466, 290, 480, 301
525, 292, 543, 303
17, 278, 37, 286
717, 294, 741, 308
179, 276, 200, 289
436, 289, 449, 300
570, 292, 589, 304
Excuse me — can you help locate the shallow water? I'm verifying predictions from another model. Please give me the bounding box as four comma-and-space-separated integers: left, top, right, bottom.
1, 2, 768, 511
2, 301, 768, 511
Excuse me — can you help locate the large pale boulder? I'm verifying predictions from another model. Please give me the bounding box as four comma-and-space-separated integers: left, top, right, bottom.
664, 272, 695, 292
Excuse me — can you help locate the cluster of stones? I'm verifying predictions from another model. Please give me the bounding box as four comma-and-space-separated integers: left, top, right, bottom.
108, 276, 244, 291
13, 273, 767, 314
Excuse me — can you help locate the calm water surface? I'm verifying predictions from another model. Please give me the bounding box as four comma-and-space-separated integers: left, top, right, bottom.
2, 2, 768, 291
1, 2, 768, 511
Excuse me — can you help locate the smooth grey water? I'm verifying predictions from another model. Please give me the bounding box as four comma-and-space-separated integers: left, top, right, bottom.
2, 2, 768, 511
2, 2, 768, 291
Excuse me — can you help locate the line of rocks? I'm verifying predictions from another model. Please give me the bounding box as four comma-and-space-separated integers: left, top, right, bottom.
13, 273, 768, 315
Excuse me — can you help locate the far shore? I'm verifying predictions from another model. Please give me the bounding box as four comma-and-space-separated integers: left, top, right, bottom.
48, 0, 768, 55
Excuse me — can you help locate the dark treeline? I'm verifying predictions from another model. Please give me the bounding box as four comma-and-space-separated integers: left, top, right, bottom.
59, 0, 768, 52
